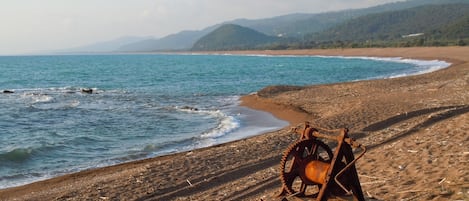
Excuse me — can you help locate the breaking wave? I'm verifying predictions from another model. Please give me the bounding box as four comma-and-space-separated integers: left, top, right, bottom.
0, 148, 33, 163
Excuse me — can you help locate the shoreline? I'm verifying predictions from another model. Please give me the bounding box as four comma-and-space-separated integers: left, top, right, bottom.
240, 47, 465, 127
1, 46, 468, 200
0, 51, 445, 190
0, 49, 446, 190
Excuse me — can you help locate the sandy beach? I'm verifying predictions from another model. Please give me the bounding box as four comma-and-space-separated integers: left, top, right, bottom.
0, 47, 468, 201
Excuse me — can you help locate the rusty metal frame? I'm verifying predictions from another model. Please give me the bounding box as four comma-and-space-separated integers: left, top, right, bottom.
279, 122, 366, 201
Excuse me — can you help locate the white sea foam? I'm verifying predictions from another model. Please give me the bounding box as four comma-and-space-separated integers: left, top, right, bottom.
6, 86, 114, 111
21, 93, 54, 103
0, 173, 51, 190
173, 105, 241, 139
387, 58, 451, 77
14, 86, 105, 94
314, 55, 451, 78
200, 111, 240, 139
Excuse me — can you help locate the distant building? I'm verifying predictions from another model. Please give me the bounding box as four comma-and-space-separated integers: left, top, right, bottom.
402, 33, 424, 38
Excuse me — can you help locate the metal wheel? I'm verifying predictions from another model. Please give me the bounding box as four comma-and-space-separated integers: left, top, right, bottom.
279, 139, 333, 197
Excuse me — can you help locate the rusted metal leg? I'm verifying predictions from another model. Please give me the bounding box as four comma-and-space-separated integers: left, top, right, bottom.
316, 129, 347, 201
342, 143, 365, 201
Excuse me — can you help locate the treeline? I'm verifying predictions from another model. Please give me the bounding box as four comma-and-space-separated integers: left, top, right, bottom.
265, 38, 468, 50
194, 36, 468, 52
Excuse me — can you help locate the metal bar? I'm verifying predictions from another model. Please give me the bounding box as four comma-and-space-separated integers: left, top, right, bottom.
316, 129, 346, 201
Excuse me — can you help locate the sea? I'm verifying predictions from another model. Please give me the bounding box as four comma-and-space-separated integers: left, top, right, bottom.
0, 53, 450, 189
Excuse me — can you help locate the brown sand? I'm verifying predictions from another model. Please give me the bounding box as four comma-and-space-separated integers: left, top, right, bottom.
0, 47, 468, 201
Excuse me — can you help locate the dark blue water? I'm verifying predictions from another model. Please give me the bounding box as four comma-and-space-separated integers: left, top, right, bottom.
0, 54, 449, 188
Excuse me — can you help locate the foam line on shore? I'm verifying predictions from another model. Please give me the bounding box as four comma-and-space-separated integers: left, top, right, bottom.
192, 52, 452, 79
318, 55, 452, 77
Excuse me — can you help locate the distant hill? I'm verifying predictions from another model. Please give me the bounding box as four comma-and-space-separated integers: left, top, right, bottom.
230, 0, 469, 38
191, 24, 281, 51
56, 36, 152, 53
120, 0, 468, 52
118, 26, 218, 52
310, 4, 469, 42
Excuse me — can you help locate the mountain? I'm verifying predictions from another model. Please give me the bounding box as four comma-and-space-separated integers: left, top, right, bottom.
193, 2, 469, 50
241, 0, 469, 38
118, 26, 218, 52
119, 0, 468, 52
310, 4, 469, 42
191, 24, 281, 51
57, 36, 152, 53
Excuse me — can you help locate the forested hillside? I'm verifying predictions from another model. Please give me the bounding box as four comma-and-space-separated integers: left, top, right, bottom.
305, 4, 469, 48
312, 4, 469, 41
191, 24, 281, 51
230, 0, 469, 38
192, 3, 469, 51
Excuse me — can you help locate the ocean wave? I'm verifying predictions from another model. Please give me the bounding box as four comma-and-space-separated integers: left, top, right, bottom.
5, 86, 109, 95
117, 107, 242, 159
3, 86, 131, 110
200, 112, 239, 139
0, 172, 47, 189
173, 105, 241, 139
0, 143, 67, 165
0, 148, 33, 163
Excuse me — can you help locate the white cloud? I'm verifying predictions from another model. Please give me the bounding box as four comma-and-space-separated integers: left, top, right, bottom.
140, 9, 151, 18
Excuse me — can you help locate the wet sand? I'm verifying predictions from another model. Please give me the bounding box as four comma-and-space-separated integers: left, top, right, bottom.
1, 47, 468, 200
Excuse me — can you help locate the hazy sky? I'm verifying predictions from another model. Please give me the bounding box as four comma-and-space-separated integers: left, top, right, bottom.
0, 0, 403, 55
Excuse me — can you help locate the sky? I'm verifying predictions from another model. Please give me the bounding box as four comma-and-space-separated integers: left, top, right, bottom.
0, 0, 403, 55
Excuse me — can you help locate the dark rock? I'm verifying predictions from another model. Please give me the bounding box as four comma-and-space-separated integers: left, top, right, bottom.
181, 106, 199, 111
81, 88, 93, 94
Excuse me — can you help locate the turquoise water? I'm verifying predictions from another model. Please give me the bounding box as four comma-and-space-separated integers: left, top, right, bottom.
0, 54, 449, 188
